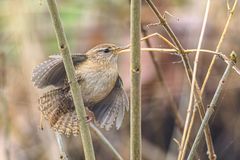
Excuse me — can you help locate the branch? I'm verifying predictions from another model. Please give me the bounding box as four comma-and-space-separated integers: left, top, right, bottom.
187, 52, 236, 160
120, 48, 219, 54
120, 48, 240, 75
141, 28, 184, 133
46, 0, 95, 159
144, 0, 184, 52
144, 1, 216, 159
130, 0, 142, 159
201, 0, 238, 93
181, 1, 213, 160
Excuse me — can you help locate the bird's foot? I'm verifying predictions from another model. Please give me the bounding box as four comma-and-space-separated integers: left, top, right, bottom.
86, 108, 95, 123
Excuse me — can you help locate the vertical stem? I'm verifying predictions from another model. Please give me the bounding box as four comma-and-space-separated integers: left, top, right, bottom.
130, 0, 142, 159
180, 1, 211, 159
187, 58, 234, 160
46, 0, 95, 160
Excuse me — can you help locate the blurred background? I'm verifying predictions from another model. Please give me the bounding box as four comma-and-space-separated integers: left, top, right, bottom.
0, 0, 240, 159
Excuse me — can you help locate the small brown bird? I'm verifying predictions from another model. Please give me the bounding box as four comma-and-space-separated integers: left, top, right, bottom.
32, 44, 129, 136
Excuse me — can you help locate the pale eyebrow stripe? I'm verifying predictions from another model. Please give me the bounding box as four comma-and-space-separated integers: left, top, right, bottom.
94, 47, 114, 52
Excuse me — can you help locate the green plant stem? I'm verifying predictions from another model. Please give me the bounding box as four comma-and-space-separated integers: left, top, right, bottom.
46, 0, 95, 160
187, 59, 235, 160
144, 0, 216, 159
90, 123, 124, 160
130, 0, 142, 159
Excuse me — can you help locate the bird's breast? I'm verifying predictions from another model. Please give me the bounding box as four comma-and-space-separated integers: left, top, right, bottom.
75, 61, 118, 106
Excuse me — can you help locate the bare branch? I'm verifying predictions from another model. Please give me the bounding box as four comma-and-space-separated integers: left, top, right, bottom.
46, 0, 95, 159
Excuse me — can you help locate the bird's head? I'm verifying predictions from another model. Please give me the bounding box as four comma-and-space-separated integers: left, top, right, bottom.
86, 43, 126, 65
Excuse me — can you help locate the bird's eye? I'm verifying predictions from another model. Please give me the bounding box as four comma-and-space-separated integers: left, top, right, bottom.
103, 48, 110, 53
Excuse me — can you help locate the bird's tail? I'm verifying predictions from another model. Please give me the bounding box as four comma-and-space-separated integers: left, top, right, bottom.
39, 88, 80, 136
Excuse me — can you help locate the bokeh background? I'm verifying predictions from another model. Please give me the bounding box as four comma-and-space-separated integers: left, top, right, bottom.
0, 0, 240, 159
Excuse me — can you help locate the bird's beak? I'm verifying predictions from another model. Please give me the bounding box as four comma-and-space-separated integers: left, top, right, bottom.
115, 45, 130, 55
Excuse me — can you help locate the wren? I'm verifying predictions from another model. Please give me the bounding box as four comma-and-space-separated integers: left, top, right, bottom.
32, 44, 129, 136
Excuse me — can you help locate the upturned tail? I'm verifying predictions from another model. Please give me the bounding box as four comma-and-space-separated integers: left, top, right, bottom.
39, 88, 81, 136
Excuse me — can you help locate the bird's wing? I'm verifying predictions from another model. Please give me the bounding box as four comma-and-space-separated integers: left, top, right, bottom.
32, 54, 87, 88
91, 76, 129, 130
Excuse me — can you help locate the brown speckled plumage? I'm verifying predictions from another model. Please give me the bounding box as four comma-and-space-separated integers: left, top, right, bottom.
32, 44, 129, 136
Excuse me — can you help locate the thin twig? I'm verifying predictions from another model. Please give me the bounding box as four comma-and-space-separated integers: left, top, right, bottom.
46, 0, 95, 159
123, 32, 178, 50
144, 0, 184, 52
140, 32, 177, 49
120, 48, 240, 75
180, 1, 213, 159
90, 123, 124, 160
201, 0, 238, 94
55, 133, 69, 160
121, 48, 217, 55
130, 0, 142, 159
144, 0, 216, 159
187, 53, 236, 160
141, 28, 200, 159
141, 28, 184, 133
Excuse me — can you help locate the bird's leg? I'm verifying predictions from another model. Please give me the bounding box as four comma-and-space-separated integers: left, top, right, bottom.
85, 108, 95, 123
